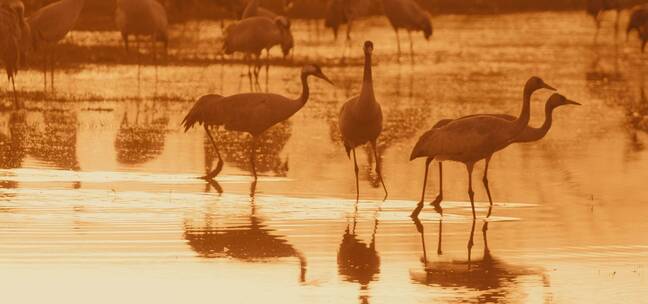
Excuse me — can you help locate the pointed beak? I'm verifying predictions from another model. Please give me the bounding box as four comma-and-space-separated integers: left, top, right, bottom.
565, 99, 581, 106
318, 73, 334, 86
543, 83, 557, 91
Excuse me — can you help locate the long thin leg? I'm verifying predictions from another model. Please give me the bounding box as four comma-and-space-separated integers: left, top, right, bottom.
43, 50, 47, 93
482, 213, 490, 255
466, 162, 476, 219
11, 77, 18, 109
395, 28, 401, 59
203, 125, 224, 179
352, 148, 360, 202
482, 155, 494, 209
411, 157, 432, 218
430, 162, 443, 215
371, 141, 388, 201
408, 30, 414, 62
437, 219, 443, 255
50, 47, 55, 93
412, 217, 427, 264
250, 136, 257, 181
467, 218, 476, 268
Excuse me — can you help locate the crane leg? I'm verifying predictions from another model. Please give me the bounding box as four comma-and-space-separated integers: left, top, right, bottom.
42, 51, 47, 93
482, 156, 494, 209
395, 28, 401, 59
50, 47, 55, 93
412, 217, 428, 264
122, 33, 129, 52
467, 218, 476, 268
203, 125, 224, 179
482, 216, 490, 254
466, 162, 476, 219
411, 157, 432, 218
430, 162, 443, 215
371, 141, 388, 201
437, 218, 443, 255
250, 137, 258, 181
408, 30, 414, 62
352, 148, 360, 202
11, 76, 18, 109
346, 18, 352, 42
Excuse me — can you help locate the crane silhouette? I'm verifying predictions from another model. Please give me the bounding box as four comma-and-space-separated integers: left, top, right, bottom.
324, 0, 371, 41
115, 0, 169, 61
409, 77, 556, 219
587, 0, 622, 41
380, 0, 432, 59
626, 4, 648, 40
182, 64, 333, 181
0, 0, 27, 108
27, 0, 85, 93
222, 16, 294, 85
425, 93, 580, 214
339, 41, 387, 201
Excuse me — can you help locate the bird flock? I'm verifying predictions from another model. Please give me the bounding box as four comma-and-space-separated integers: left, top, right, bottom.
5, 0, 648, 218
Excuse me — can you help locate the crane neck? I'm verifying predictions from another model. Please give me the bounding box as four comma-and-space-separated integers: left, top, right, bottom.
536, 102, 555, 139
359, 52, 375, 103
513, 88, 533, 131
296, 73, 310, 107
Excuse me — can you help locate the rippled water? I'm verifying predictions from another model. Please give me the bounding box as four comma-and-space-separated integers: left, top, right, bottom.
1, 11, 648, 304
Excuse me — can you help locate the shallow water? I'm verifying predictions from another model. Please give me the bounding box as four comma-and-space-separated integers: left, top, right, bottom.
1, 11, 648, 304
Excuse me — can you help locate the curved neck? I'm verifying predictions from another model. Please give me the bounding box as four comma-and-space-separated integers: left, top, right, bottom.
536, 103, 555, 138
513, 88, 533, 130
295, 73, 310, 107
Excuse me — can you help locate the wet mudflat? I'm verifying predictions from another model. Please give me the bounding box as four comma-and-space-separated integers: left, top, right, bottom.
1, 12, 648, 304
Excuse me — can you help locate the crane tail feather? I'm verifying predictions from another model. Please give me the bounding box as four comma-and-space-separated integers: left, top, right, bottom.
182, 94, 224, 132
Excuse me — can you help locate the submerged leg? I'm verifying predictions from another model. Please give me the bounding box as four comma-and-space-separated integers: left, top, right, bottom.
467, 218, 476, 268
408, 30, 414, 62
371, 141, 388, 201
411, 157, 432, 218
430, 162, 443, 215
203, 125, 224, 179
352, 148, 360, 202
482, 155, 494, 209
11, 77, 18, 109
466, 162, 476, 219
412, 217, 428, 264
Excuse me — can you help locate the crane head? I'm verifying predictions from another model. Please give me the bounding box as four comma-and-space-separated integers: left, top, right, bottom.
525, 76, 556, 94
303, 64, 334, 86
547, 93, 581, 110
363, 41, 374, 55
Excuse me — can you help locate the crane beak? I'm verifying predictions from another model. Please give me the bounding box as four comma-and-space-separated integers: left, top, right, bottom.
565, 99, 581, 106
318, 73, 335, 86
543, 83, 557, 91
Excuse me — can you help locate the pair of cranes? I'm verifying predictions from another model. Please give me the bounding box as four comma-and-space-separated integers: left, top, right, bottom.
0, 0, 168, 106
182, 40, 581, 220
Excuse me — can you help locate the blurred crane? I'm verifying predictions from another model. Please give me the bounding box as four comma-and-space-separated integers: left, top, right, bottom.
324, 0, 371, 41
380, 0, 432, 58
428, 93, 580, 212
181, 64, 333, 181
115, 0, 169, 61
409, 77, 555, 219
338, 41, 387, 201
222, 16, 294, 85
27, 0, 85, 93
587, 0, 622, 41
0, 0, 27, 108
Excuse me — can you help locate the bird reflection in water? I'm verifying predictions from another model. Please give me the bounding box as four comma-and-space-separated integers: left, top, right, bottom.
410, 209, 548, 303
183, 202, 306, 283
114, 100, 169, 165
27, 110, 80, 171
0, 111, 26, 169
337, 205, 380, 304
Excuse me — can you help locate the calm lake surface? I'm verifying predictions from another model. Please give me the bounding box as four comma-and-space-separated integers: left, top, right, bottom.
1, 11, 648, 304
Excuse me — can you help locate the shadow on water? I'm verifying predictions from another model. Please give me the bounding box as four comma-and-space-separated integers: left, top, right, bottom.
410, 212, 549, 303
183, 201, 306, 283
115, 100, 169, 165
337, 205, 380, 304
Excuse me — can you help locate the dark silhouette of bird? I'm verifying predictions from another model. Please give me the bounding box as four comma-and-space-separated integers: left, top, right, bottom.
426, 93, 580, 213
182, 64, 334, 181
587, 0, 622, 41
626, 4, 648, 40
0, 1, 26, 108
27, 0, 85, 93
115, 0, 169, 60
241, 0, 293, 20
380, 0, 432, 58
324, 0, 371, 41
339, 41, 387, 201
222, 16, 294, 82
409, 77, 556, 219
